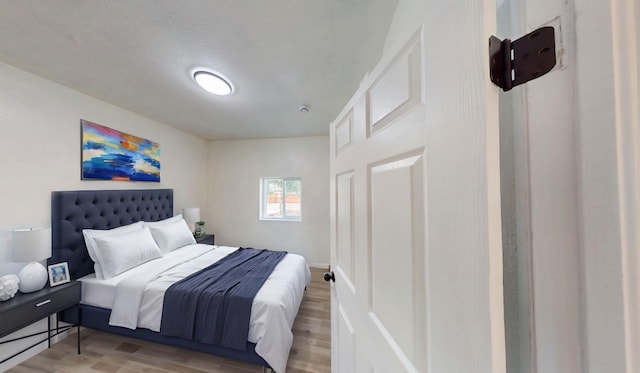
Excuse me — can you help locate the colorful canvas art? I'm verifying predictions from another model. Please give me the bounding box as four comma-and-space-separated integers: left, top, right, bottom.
81, 120, 160, 182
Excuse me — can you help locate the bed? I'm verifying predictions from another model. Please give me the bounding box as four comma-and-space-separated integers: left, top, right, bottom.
48, 189, 310, 372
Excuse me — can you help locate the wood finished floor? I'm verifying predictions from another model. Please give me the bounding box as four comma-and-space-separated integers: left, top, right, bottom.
8, 267, 330, 373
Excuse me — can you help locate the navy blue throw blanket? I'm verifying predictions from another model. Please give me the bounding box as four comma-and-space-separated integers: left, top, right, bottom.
160, 247, 287, 350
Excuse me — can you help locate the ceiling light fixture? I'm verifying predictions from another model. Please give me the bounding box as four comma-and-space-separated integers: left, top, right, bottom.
193, 71, 232, 96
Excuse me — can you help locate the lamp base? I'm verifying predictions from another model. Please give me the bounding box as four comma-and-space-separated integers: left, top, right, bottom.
17, 262, 48, 293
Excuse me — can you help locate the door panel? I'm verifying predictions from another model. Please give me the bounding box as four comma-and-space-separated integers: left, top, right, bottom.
329, 1, 503, 370
367, 32, 422, 136
335, 111, 353, 156
337, 305, 356, 373
369, 152, 425, 366
330, 28, 429, 373
336, 171, 355, 289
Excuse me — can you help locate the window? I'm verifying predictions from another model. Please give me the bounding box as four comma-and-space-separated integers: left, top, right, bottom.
260, 177, 301, 221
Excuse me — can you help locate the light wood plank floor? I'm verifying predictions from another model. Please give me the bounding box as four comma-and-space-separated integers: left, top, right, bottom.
9, 268, 330, 373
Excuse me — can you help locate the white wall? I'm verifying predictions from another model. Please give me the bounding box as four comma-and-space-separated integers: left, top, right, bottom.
575, 0, 640, 371
207, 137, 329, 267
0, 60, 208, 370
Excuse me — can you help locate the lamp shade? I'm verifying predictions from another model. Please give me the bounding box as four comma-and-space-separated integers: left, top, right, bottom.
12, 227, 51, 293
183, 208, 200, 225
12, 227, 51, 262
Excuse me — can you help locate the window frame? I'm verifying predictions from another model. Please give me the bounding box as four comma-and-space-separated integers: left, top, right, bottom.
259, 177, 302, 221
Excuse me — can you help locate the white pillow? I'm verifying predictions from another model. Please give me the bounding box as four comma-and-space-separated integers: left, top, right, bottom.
148, 218, 197, 254
83, 221, 144, 279
143, 214, 183, 227
92, 227, 162, 279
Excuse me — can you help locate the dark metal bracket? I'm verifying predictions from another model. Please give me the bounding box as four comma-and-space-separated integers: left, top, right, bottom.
489, 26, 557, 91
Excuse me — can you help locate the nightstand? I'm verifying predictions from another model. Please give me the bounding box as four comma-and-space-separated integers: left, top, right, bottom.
195, 234, 215, 245
0, 281, 81, 364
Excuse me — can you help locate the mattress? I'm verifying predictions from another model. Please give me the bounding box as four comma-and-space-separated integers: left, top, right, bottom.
78, 244, 310, 372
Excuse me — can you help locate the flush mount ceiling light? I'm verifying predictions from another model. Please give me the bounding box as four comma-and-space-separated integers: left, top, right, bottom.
193, 71, 232, 96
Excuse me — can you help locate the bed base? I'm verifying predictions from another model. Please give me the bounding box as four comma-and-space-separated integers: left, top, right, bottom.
59, 305, 270, 368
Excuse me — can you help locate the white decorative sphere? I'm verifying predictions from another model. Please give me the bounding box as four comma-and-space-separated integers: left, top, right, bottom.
0, 274, 20, 301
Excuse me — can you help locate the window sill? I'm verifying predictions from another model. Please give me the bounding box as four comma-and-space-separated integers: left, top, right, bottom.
259, 217, 302, 222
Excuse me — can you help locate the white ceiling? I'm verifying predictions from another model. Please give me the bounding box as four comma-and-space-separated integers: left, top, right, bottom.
0, 1, 398, 140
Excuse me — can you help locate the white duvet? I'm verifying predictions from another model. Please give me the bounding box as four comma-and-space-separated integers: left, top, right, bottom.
80, 244, 310, 373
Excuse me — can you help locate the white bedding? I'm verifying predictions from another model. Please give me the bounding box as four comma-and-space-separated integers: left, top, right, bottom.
78, 244, 310, 373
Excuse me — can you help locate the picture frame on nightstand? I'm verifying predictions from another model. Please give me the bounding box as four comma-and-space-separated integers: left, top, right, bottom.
48, 262, 70, 287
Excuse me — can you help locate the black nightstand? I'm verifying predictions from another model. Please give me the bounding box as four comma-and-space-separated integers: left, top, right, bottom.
195, 234, 215, 245
0, 281, 81, 364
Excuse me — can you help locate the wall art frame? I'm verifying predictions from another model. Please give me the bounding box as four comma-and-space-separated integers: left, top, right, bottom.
81, 120, 160, 182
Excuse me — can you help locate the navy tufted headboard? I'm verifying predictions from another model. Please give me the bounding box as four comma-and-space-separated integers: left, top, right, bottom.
49, 189, 173, 280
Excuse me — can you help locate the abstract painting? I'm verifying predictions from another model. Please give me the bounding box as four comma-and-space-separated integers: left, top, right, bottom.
81, 120, 160, 182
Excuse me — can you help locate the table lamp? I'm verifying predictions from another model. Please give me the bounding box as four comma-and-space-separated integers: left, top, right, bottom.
183, 207, 200, 233
12, 227, 51, 293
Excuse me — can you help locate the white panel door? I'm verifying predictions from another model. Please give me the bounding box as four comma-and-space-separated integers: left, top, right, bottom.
329, 1, 504, 372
